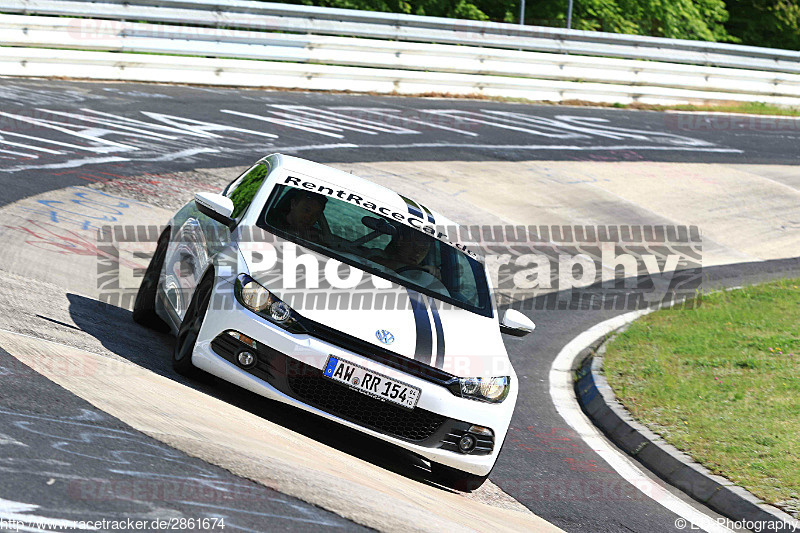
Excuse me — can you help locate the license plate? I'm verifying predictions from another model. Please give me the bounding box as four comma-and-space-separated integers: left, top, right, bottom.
323, 356, 420, 410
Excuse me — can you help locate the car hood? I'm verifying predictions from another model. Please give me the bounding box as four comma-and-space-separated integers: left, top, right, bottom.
240, 233, 510, 378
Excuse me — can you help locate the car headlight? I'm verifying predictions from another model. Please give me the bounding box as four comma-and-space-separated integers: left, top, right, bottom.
459, 376, 510, 403
238, 275, 273, 312
234, 274, 303, 331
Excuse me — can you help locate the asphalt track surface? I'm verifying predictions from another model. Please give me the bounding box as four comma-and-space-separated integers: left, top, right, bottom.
2, 77, 800, 210
1, 78, 799, 532
0, 345, 370, 532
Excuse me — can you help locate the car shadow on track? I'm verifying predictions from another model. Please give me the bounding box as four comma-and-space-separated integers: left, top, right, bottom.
66, 292, 460, 494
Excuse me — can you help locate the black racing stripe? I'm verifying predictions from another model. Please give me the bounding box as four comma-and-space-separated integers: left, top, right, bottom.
428, 297, 445, 369
407, 289, 432, 363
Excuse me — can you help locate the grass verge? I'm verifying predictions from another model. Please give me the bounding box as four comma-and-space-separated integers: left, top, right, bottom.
413, 96, 800, 117
604, 278, 800, 517
626, 100, 800, 116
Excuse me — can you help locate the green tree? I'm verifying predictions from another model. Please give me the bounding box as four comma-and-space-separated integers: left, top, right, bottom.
516, 0, 731, 40
412, 0, 488, 19
725, 0, 800, 50
284, 0, 800, 49
297, 0, 412, 14
622, 0, 731, 40
296, 0, 492, 19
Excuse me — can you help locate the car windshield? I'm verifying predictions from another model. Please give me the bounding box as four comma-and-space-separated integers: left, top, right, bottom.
258, 184, 492, 317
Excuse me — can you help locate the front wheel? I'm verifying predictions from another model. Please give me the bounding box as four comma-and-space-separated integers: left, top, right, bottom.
430, 462, 490, 491
133, 226, 170, 332
172, 271, 213, 378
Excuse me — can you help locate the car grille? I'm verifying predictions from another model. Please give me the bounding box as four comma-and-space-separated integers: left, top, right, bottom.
285, 359, 446, 442
294, 315, 462, 395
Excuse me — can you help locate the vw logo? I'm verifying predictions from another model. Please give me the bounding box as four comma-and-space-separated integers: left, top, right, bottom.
375, 329, 395, 345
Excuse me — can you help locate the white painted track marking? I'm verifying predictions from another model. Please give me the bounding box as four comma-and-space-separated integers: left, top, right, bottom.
332, 107, 481, 137
0, 497, 96, 532
549, 310, 735, 533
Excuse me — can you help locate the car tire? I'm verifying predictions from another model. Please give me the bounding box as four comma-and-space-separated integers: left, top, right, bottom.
172, 270, 214, 378
430, 461, 490, 491
133, 227, 171, 333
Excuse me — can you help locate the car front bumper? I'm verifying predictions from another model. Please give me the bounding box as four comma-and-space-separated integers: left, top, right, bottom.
191, 280, 517, 476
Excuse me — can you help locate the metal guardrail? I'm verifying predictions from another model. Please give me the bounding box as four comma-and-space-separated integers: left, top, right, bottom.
3, 0, 800, 72
0, 1, 799, 105
8, 46, 797, 107
4, 15, 799, 98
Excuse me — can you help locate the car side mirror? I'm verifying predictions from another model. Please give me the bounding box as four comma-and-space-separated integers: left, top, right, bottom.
500, 309, 535, 337
195, 192, 236, 229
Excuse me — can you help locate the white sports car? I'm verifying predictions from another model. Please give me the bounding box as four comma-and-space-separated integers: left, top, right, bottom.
133, 154, 535, 490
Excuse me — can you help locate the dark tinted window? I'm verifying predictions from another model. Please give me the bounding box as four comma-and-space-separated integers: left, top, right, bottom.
259, 184, 492, 317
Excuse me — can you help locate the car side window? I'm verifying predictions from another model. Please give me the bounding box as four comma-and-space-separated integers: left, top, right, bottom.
450, 250, 479, 303
222, 165, 253, 197
226, 163, 270, 219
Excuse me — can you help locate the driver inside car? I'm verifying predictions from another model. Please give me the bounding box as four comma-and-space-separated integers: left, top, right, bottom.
267, 190, 329, 243
374, 225, 441, 279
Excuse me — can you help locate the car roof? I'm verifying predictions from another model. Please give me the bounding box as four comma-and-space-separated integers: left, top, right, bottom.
269, 153, 459, 229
